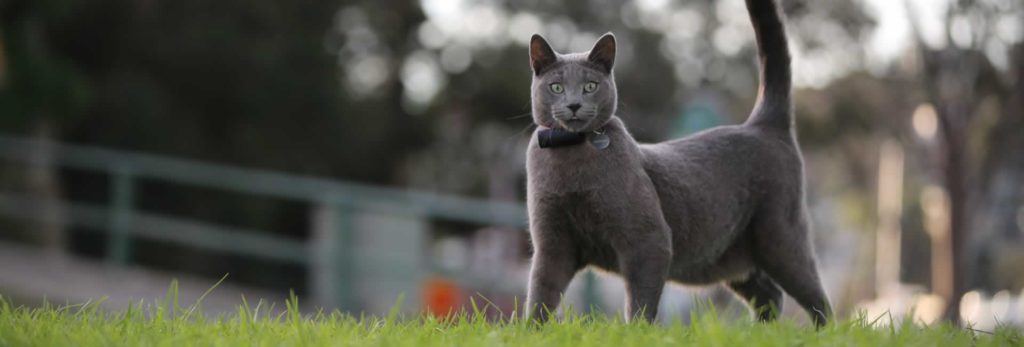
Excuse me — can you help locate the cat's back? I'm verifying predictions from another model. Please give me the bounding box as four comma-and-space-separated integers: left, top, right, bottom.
640, 124, 800, 181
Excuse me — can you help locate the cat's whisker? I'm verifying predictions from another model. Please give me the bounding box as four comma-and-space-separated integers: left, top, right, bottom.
505, 111, 533, 120
500, 121, 537, 149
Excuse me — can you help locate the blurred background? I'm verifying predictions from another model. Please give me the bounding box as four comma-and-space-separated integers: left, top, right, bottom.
1, 0, 1022, 329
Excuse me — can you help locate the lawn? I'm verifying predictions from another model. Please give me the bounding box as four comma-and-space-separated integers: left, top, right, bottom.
0, 286, 1020, 347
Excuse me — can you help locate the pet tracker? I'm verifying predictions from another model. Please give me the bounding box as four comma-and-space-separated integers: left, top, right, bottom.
537, 128, 610, 150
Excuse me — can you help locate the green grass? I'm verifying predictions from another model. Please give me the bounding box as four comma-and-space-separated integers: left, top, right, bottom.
0, 285, 1020, 346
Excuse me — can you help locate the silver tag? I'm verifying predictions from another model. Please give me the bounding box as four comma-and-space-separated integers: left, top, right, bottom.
588, 132, 610, 150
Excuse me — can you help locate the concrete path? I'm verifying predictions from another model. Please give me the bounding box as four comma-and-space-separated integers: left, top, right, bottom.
0, 241, 287, 315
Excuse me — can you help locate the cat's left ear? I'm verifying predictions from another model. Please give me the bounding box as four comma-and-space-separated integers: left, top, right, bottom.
588, 33, 616, 73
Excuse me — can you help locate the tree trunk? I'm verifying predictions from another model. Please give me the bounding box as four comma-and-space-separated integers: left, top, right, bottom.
917, 47, 978, 323
940, 118, 970, 322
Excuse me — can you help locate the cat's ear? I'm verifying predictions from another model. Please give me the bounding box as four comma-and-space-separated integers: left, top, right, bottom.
530, 34, 557, 75
587, 33, 616, 73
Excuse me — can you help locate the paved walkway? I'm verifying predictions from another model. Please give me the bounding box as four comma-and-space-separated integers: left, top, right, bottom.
0, 241, 286, 315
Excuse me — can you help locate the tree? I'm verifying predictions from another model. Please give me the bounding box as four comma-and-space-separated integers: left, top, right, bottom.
905, 0, 1023, 322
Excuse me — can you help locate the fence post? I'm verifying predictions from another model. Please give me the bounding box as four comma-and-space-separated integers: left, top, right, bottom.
311, 198, 355, 311
106, 166, 135, 265
349, 209, 427, 314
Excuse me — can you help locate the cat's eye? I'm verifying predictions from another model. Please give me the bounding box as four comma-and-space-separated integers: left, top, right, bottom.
549, 83, 564, 94
584, 81, 598, 93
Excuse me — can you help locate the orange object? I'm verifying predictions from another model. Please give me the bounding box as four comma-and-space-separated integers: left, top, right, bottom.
423, 277, 462, 318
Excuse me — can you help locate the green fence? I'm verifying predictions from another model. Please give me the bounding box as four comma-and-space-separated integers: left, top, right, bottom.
0, 134, 529, 312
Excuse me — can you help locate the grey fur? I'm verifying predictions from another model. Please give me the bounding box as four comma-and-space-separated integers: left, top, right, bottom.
524, 0, 832, 326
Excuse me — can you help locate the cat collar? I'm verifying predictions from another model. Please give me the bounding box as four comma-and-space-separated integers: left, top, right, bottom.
537, 127, 609, 150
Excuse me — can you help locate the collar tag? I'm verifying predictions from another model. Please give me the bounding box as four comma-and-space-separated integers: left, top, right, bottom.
588, 130, 610, 150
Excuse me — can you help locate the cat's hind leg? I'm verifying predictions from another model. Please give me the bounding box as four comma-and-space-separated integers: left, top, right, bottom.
727, 269, 783, 322
751, 211, 832, 327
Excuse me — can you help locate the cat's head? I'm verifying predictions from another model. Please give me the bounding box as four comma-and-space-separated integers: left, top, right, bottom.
529, 33, 617, 133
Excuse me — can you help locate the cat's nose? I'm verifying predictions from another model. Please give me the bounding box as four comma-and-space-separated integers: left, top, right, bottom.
567, 104, 581, 113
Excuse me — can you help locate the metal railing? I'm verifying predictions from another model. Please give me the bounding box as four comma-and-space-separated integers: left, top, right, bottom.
0, 134, 528, 311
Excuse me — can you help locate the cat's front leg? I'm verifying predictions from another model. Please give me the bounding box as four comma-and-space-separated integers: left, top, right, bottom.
617, 239, 671, 323
524, 207, 581, 323
525, 248, 578, 323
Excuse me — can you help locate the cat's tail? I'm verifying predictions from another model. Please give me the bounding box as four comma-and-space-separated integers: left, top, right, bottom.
743, 0, 792, 130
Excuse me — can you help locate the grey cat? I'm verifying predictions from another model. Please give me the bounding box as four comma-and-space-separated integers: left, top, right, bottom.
524, 0, 833, 326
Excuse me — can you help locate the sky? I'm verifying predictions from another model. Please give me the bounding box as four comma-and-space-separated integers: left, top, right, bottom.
415, 0, 958, 86
863, 0, 949, 64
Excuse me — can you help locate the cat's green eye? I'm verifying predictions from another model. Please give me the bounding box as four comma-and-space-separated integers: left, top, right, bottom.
549, 83, 564, 94
584, 81, 598, 93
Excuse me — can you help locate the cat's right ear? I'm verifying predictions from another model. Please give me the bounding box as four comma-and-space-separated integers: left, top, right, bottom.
587, 33, 616, 74
530, 34, 557, 75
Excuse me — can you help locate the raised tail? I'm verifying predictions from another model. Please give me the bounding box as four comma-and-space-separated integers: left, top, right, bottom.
743, 0, 792, 130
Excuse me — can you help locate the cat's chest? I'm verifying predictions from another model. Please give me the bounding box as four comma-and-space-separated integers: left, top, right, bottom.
527, 143, 642, 193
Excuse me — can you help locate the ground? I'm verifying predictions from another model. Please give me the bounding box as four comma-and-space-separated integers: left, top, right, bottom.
0, 289, 1020, 347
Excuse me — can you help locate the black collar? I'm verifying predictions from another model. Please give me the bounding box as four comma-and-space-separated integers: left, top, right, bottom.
537, 127, 585, 148
537, 126, 608, 149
